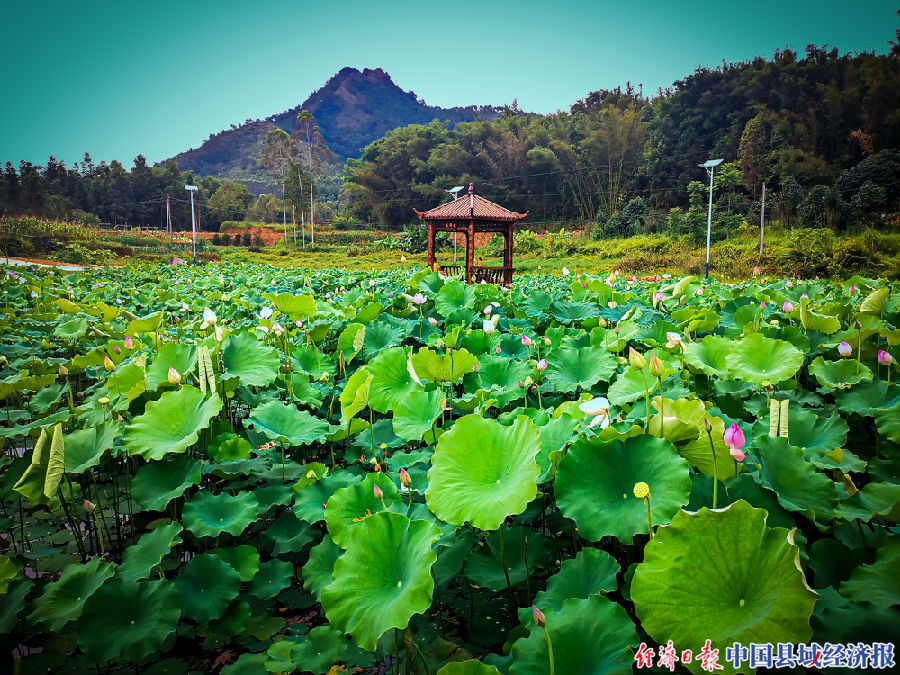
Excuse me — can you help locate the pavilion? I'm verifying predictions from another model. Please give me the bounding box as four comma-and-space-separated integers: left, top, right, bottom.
414, 183, 527, 284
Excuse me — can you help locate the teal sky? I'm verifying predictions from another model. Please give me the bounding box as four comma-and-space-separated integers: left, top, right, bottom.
1, 0, 895, 168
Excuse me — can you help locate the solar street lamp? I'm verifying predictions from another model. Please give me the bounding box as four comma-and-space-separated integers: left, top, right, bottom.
698, 159, 723, 279
185, 185, 199, 264
446, 186, 464, 264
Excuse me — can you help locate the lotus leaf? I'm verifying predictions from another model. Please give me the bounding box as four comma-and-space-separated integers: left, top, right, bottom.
321, 512, 441, 650
222, 331, 280, 387
730, 334, 804, 386
28, 557, 115, 631
325, 472, 400, 547
426, 415, 541, 531
247, 400, 331, 446
543, 346, 618, 393
182, 491, 258, 538
131, 455, 201, 511
118, 522, 184, 582
124, 385, 222, 460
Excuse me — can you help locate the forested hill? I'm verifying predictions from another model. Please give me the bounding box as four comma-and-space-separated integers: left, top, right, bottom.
167, 67, 505, 181
346, 45, 900, 226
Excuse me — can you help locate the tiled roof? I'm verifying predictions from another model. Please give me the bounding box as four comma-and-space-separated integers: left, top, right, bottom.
415, 185, 527, 222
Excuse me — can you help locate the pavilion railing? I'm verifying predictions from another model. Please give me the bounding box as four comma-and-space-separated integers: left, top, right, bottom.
438, 265, 463, 276
471, 266, 514, 284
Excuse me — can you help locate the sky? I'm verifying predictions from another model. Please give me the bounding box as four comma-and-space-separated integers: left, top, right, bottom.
1, 0, 895, 168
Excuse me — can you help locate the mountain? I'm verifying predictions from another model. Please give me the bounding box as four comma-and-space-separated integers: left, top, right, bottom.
167, 67, 505, 182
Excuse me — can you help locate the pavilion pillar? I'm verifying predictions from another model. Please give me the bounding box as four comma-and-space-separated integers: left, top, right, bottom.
427, 222, 435, 271
466, 220, 475, 283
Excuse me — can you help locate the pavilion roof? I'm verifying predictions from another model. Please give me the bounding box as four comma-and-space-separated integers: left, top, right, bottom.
414, 184, 527, 222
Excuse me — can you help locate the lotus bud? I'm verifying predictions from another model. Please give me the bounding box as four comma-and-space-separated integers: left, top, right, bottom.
653, 291, 664, 303
167, 366, 181, 384
214, 326, 224, 342
124, 335, 134, 349
58, 363, 68, 376
695, 288, 703, 296
521, 335, 533, 347
427, 317, 438, 326
633, 482, 650, 499
532, 605, 545, 628
782, 301, 793, 313
83, 499, 95, 513
800, 293, 809, 300
412, 293, 427, 305
272, 322, 284, 337
878, 350, 893, 366
752, 266, 760, 276
495, 345, 501, 355
665, 332, 683, 349
648, 353, 664, 378
785, 280, 793, 288
628, 347, 646, 370
399, 467, 412, 488
181, 302, 190, 312
849, 284, 856, 294
472, 363, 479, 373
113, 345, 121, 355
373, 484, 383, 500
760, 302, 767, 312
103, 355, 115, 372
482, 319, 496, 335
703, 417, 712, 433
723, 422, 745, 455
853, 320, 861, 330
838, 341, 852, 357
537, 358, 548, 372
259, 306, 274, 319
483, 305, 492, 316
542, 337, 551, 347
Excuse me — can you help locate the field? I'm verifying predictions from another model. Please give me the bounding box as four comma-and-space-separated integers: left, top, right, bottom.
1, 262, 899, 675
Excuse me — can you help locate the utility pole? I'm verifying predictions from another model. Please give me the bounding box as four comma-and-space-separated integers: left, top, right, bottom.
166, 194, 172, 236
759, 182, 766, 254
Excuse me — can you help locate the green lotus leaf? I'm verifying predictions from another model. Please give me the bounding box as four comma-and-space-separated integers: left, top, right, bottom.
752, 436, 838, 520
263, 291, 317, 319
550, 300, 600, 325
426, 415, 540, 531
213, 545, 260, 581
260, 510, 317, 555
54, 316, 88, 340
437, 662, 501, 675
464, 527, 552, 591
607, 366, 659, 406
247, 400, 331, 446
678, 415, 741, 481
632, 500, 817, 675
28, 557, 115, 631
175, 553, 242, 623
131, 455, 202, 511
293, 470, 363, 524
435, 281, 475, 323
222, 331, 280, 387
411, 347, 478, 384
834, 380, 898, 416
291, 624, 347, 674
466, 353, 530, 407
293, 345, 337, 380
0, 555, 17, 593
528, 547, 619, 618
362, 317, 407, 361
146, 343, 197, 391
325, 473, 400, 547
254, 484, 293, 513
770, 405, 862, 471
509, 595, 639, 675
247, 558, 294, 599
535, 415, 578, 482
339, 366, 371, 424
303, 534, 342, 600
78, 579, 181, 664
43, 422, 65, 498
210, 598, 252, 637
337, 323, 366, 365
808, 356, 873, 389
321, 512, 441, 650
836, 481, 900, 522
182, 491, 258, 538
0, 579, 30, 633
207, 432, 252, 462
126, 309, 164, 335
117, 522, 184, 582
730, 334, 804, 386
555, 434, 691, 542
265, 639, 299, 672
64, 420, 118, 473
104, 360, 147, 408
647, 396, 706, 443
799, 303, 841, 334
124, 385, 222, 460
683, 335, 733, 379
393, 389, 444, 441
874, 404, 900, 443
368, 347, 421, 413
543, 346, 618, 393
839, 536, 900, 608
13, 426, 55, 506
222, 653, 268, 675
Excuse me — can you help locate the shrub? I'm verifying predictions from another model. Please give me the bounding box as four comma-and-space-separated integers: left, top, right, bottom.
233, 234, 242, 246
242, 232, 252, 247
211, 233, 221, 246
788, 228, 834, 277
798, 185, 845, 229
252, 231, 264, 248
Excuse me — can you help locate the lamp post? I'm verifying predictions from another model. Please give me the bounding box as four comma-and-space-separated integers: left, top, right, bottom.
698, 159, 723, 279
185, 185, 198, 264
445, 186, 464, 264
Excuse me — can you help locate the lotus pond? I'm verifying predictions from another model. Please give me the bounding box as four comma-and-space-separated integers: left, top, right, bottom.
1, 263, 898, 675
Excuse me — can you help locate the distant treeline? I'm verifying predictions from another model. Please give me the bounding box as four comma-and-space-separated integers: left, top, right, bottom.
345, 45, 900, 226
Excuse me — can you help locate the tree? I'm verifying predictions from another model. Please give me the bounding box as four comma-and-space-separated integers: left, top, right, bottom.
261, 129, 298, 243
208, 180, 251, 223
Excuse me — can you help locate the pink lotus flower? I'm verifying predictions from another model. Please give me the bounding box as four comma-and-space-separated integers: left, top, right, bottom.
723, 422, 745, 461
495, 345, 501, 354
537, 358, 548, 371
295, 320, 303, 328
665, 332, 683, 348
427, 317, 438, 326
113, 345, 121, 354
752, 266, 760, 276
782, 301, 794, 313
124, 335, 134, 349
412, 293, 427, 305
521, 335, 533, 347
167, 366, 181, 384
838, 341, 852, 357
373, 484, 383, 500
800, 293, 809, 299
785, 280, 793, 288
653, 291, 664, 303
878, 350, 893, 366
